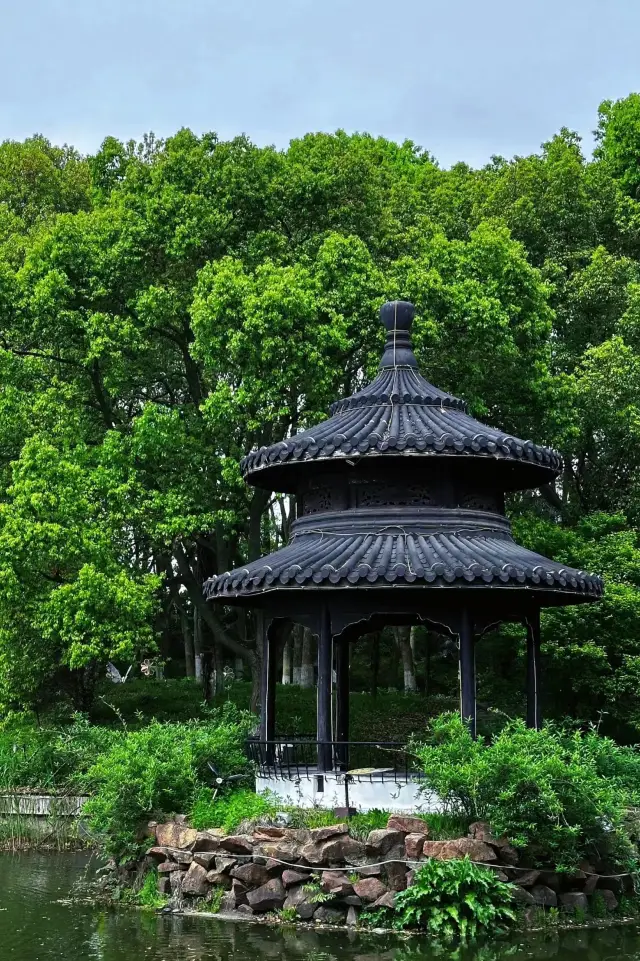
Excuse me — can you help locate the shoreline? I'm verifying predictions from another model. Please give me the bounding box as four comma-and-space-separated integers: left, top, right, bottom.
2, 845, 636, 943
98, 898, 640, 939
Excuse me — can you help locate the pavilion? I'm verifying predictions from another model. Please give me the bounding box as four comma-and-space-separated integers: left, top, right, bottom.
204, 301, 602, 808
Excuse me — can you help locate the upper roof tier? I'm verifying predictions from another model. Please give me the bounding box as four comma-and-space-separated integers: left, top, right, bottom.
241, 301, 562, 492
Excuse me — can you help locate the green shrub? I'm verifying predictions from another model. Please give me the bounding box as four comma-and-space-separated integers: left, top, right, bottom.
190, 788, 278, 832
303, 875, 335, 904
90, 678, 207, 724
413, 713, 637, 870
393, 857, 516, 941
81, 705, 252, 858
0, 716, 121, 791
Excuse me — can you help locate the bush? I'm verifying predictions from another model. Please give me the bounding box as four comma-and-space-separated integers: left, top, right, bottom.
0, 716, 120, 791
413, 713, 638, 870
81, 704, 253, 858
393, 857, 516, 941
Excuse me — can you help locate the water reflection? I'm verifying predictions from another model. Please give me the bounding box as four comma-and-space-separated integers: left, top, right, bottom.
0, 852, 639, 961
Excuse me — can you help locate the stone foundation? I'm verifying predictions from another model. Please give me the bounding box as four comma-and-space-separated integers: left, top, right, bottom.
117, 815, 629, 927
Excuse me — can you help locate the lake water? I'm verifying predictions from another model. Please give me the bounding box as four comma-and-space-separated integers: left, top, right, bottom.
2, 851, 640, 961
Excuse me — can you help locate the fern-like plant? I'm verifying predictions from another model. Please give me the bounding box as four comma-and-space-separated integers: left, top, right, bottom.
302, 875, 334, 905
393, 857, 516, 942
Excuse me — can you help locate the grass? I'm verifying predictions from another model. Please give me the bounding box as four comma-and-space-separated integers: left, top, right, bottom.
188, 789, 470, 840
191, 788, 276, 832
419, 813, 471, 840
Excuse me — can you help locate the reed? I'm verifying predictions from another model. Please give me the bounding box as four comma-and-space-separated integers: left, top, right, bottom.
0, 812, 90, 851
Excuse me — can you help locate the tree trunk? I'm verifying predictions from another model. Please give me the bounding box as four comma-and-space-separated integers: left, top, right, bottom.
292, 624, 303, 685
425, 632, 432, 696
248, 488, 270, 561
193, 606, 204, 683
235, 610, 246, 681
394, 626, 417, 693
201, 649, 213, 703
250, 613, 263, 715
211, 642, 225, 696
181, 607, 196, 678
389, 628, 400, 689
171, 539, 260, 713
173, 539, 256, 663
300, 628, 315, 688
370, 632, 380, 699
282, 635, 292, 684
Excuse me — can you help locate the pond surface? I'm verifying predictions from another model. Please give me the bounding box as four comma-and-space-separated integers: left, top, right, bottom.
2, 851, 640, 961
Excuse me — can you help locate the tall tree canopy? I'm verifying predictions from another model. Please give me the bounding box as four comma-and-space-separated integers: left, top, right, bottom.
1, 100, 640, 732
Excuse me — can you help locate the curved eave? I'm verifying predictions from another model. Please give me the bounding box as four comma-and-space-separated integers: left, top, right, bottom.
242, 447, 559, 493
240, 398, 562, 492
204, 530, 603, 607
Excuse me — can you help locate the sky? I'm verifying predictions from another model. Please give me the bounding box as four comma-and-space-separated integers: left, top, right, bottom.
2, 0, 640, 168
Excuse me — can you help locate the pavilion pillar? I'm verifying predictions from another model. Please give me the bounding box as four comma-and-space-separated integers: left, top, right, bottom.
335, 637, 350, 770
526, 610, 542, 730
259, 614, 277, 763
459, 609, 476, 738
317, 606, 333, 773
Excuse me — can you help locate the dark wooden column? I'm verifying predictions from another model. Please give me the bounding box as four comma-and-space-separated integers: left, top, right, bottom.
459, 609, 476, 738
259, 614, 277, 762
317, 605, 333, 772
526, 610, 542, 730
335, 637, 350, 770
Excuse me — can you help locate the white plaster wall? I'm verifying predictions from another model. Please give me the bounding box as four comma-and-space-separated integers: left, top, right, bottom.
255, 772, 441, 813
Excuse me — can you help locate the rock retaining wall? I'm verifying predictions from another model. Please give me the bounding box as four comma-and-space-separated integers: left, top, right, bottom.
123, 815, 627, 925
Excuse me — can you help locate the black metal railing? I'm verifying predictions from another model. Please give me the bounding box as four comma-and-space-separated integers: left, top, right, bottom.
246, 737, 422, 782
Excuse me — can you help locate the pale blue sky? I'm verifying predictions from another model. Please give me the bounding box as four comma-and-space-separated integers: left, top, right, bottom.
2, 0, 639, 166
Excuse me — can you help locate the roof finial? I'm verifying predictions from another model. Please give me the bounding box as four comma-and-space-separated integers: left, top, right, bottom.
379, 300, 417, 369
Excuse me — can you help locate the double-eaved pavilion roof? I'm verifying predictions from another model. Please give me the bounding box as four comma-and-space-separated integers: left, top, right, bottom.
204, 301, 603, 607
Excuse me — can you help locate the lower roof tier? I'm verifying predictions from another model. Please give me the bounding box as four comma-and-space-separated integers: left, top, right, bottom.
204, 508, 603, 606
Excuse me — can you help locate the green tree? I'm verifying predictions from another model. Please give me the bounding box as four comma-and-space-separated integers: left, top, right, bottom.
0, 111, 639, 728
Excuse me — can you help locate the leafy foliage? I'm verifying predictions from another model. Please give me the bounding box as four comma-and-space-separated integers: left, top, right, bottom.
1, 101, 640, 737
80, 705, 252, 858
393, 857, 516, 941
0, 715, 119, 791
129, 869, 167, 910
413, 714, 639, 869
302, 875, 335, 905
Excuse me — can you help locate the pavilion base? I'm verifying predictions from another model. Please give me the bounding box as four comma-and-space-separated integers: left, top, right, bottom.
255, 769, 442, 813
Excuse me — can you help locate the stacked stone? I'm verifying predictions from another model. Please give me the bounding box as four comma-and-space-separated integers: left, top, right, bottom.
139, 815, 625, 925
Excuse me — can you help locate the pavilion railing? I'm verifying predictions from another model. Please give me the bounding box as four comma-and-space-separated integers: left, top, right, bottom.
246, 737, 423, 782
